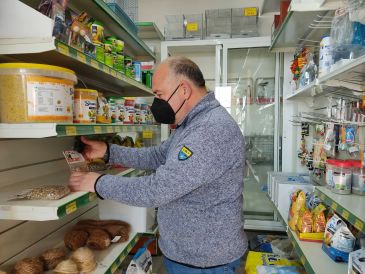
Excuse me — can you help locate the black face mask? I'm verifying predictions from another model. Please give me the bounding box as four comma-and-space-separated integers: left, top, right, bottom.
151, 84, 186, 124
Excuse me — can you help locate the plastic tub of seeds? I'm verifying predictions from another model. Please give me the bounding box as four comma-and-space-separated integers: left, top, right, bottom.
0, 63, 77, 123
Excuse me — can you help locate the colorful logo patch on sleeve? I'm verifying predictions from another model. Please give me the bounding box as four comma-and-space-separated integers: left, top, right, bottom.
178, 146, 193, 161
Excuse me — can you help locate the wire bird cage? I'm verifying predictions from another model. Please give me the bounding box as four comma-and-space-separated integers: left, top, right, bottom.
245, 135, 274, 163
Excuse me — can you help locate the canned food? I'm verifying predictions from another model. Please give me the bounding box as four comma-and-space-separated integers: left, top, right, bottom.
73, 89, 97, 124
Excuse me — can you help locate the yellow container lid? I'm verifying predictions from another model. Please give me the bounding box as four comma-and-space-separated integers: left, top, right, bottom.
75, 88, 98, 94
0, 63, 76, 75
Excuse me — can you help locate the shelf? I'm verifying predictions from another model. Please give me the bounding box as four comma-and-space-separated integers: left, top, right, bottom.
270, 8, 335, 52
287, 228, 347, 274
0, 123, 159, 139
19, 0, 155, 60
315, 186, 365, 234
136, 22, 164, 40
0, 40, 153, 97
318, 54, 365, 92
92, 231, 140, 274
0, 168, 137, 221
285, 82, 317, 100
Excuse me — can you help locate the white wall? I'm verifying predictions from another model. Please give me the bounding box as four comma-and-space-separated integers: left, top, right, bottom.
138, 0, 276, 37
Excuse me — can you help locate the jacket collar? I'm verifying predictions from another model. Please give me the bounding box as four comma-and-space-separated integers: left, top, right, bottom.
177, 92, 219, 128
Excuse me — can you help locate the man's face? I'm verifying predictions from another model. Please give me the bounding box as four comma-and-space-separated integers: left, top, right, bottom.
152, 64, 184, 114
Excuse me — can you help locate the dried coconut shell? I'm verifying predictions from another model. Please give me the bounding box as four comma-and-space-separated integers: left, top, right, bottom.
12, 257, 43, 274
86, 228, 111, 250
40, 247, 66, 270
71, 247, 97, 273
54, 259, 78, 274
64, 230, 89, 251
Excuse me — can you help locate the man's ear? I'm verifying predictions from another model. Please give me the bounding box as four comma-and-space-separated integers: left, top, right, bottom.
181, 80, 193, 99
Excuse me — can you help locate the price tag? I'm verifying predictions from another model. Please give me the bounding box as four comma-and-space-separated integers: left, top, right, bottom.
65, 126, 77, 136
143, 130, 153, 139
355, 219, 364, 231
186, 23, 198, 32
94, 126, 102, 134
300, 255, 306, 264
91, 60, 99, 69
244, 7, 257, 16
107, 126, 114, 133
110, 263, 118, 273
331, 202, 338, 211
65, 201, 77, 215
342, 210, 350, 220
77, 52, 86, 63
57, 43, 70, 56
89, 193, 97, 201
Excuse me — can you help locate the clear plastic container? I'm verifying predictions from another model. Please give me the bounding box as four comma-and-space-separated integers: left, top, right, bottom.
326, 159, 338, 190
165, 15, 185, 40
0, 63, 77, 123
205, 9, 232, 39
331, 160, 352, 195
184, 14, 203, 39
231, 7, 259, 38
351, 160, 365, 195
73, 89, 97, 124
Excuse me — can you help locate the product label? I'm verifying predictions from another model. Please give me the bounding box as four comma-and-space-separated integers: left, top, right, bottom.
74, 98, 97, 123
333, 172, 352, 191
244, 7, 257, 16
27, 76, 74, 122
186, 23, 198, 32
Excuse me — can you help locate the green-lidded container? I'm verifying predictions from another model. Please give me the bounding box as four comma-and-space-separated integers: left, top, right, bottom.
105, 36, 124, 54
114, 54, 125, 73
94, 43, 105, 63
124, 56, 134, 78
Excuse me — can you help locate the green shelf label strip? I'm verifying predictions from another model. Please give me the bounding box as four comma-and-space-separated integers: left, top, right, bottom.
315, 188, 365, 234
287, 229, 315, 274
54, 40, 152, 94
56, 124, 158, 137
57, 192, 97, 218
105, 234, 141, 274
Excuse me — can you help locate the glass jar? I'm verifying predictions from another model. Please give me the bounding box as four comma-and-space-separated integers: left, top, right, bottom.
331, 160, 352, 195
351, 160, 365, 195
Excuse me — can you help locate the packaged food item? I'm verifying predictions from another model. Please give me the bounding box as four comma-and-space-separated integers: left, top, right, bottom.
331, 225, 355, 253
107, 97, 117, 123
115, 97, 125, 123
134, 101, 141, 124
326, 159, 337, 189
96, 92, 111, 123
133, 61, 142, 82
331, 160, 352, 194
73, 88, 97, 123
125, 56, 134, 78
68, 11, 94, 54
318, 36, 333, 77
123, 97, 135, 124
245, 251, 302, 274
105, 36, 124, 54
0, 63, 76, 123
104, 40, 114, 67
288, 190, 306, 231
140, 103, 149, 124
256, 265, 303, 274
352, 160, 365, 195
94, 43, 105, 63
90, 20, 104, 44
312, 204, 327, 233
349, 247, 365, 273
297, 208, 312, 233
114, 54, 125, 73
40, 248, 67, 270
324, 214, 346, 245
63, 150, 88, 171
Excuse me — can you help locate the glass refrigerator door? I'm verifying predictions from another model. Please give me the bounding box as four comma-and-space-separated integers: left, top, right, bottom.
217, 47, 279, 224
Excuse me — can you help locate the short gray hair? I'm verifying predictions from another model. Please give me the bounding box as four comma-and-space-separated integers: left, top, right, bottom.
166, 56, 206, 88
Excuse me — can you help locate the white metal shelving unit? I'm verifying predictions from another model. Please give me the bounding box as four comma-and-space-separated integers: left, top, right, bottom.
0, 168, 137, 221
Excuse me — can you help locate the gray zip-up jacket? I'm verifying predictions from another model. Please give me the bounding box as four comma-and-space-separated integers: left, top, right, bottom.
96, 92, 247, 267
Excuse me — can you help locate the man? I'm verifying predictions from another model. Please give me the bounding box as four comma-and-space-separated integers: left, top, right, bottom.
69, 56, 247, 273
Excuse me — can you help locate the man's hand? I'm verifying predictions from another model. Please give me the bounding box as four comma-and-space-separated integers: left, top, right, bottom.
69, 171, 101, 192
81, 136, 107, 160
